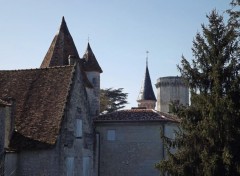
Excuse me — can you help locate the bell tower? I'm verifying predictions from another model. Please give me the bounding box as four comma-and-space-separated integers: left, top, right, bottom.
137, 52, 156, 109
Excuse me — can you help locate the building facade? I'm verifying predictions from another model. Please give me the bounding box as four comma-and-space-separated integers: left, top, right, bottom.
0, 17, 187, 176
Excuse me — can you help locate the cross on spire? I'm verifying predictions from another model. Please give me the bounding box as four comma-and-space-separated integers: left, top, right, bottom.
146, 50, 149, 67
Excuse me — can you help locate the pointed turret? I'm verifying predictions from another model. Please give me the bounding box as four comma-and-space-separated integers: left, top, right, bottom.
82, 43, 102, 73
82, 42, 102, 116
40, 17, 79, 68
137, 55, 156, 109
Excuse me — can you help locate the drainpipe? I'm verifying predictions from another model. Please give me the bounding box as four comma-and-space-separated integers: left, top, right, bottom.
95, 133, 100, 176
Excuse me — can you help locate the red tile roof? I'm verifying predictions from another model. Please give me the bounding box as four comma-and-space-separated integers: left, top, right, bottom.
94, 109, 179, 123
0, 66, 75, 148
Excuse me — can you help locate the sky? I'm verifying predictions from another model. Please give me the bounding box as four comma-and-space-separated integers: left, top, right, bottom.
0, 0, 230, 109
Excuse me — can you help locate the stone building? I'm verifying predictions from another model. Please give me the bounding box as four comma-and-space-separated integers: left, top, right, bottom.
94, 109, 178, 176
94, 56, 180, 176
0, 17, 101, 176
155, 76, 189, 113
0, 17, 184, 176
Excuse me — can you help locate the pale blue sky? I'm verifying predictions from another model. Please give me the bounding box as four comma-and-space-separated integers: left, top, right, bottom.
0, 1, 229, 109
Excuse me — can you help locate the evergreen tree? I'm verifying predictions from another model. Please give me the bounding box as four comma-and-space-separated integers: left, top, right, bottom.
100, 88, 128, 114
156, 10, 240, 176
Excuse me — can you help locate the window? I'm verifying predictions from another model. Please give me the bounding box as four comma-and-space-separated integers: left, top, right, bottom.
75, 119, 82, 138
107, 130, 116, 141
92, 78, 97, 86
83, 156, 90, 176
66, 157, 74, 176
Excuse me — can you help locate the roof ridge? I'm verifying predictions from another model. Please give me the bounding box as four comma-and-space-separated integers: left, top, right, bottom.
0, 65, 74, 72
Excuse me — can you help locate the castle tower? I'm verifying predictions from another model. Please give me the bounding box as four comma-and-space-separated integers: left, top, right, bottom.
155, 76, 189, 113
137, 55, 156, 109
82, 43, 102, 116
40, 17, 80, 68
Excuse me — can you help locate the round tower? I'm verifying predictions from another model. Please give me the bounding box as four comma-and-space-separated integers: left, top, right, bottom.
155, 76, 189, 113
82, 42, 103, 116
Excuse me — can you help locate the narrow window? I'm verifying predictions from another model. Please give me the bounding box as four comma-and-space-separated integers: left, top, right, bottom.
75, 119, 82, 138
83, 156, 90, 176
107, 130, 116, 141
66, 157, 74, 176
92, 78, 97, 86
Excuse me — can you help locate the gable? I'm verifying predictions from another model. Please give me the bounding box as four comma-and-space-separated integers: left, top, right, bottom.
0, 66, 74, 148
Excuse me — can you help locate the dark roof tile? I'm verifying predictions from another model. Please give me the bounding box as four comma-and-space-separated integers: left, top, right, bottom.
82, 43, 103, 73
94, 109, 179, 123
0, 66, 74, 147
40, 17, 79, 68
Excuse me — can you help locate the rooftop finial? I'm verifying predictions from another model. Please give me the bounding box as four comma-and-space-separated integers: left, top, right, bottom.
146, 50, 149, 67
88, 35, 90, 43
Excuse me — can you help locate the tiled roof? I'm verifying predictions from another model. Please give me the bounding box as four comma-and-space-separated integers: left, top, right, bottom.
82, 43, 103, 73
137, 64, 156, 101
94, 109, 179, 123
0, 99, 10, 106
40, 17, 80, 68
0, 66, 74, 148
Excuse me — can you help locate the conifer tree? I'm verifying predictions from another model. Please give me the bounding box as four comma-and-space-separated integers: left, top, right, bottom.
100, 88, 128, 114
156, 10, 240, 176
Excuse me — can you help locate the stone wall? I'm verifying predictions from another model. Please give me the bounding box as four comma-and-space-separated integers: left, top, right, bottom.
86, 72, 100, 117
8, 63, 94, 176
156, 76, 189, 113
0, 106, 6, 175
95, 122, 166, 176
58, 63, 94, 176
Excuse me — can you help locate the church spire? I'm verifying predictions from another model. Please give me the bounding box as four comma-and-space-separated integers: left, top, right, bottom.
40, 16, 79, 68
137, 52, 156, 109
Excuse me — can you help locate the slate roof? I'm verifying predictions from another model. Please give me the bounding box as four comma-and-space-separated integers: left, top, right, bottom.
94, 109, 179, 123
82, 43, 103, 73
0, 66, 75, 149
137, 63, 157, 101
40, 17, 80, 68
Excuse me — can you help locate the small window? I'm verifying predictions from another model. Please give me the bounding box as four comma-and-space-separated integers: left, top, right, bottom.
66, 157, 74, 176
92, 78, 97, 86
107, 130, 116, 141
75, 119, 82, 138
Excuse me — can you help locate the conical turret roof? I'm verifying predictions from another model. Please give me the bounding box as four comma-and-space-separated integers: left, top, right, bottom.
82, 43, 102, 73
40, 17, 79, 68
137, 61, 156, 101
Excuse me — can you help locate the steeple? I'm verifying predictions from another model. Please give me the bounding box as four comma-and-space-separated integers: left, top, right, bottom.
40, 16, 79, 68
137, 52, 156, 109
82, 42, 103, 73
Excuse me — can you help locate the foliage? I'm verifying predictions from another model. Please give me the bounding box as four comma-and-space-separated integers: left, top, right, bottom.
100, 88, 128, 114
156, 9, 240, 176
228, 0, 240, 30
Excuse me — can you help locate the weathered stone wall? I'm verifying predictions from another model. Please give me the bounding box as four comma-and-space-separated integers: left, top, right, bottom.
16, 149, 60, 176
9, 63, 94, 176
95, 122, 166, 176
156, 76, 189, 113
0, 106, 6, 175
58, 63, 94, 176
86, 72, 100, 116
